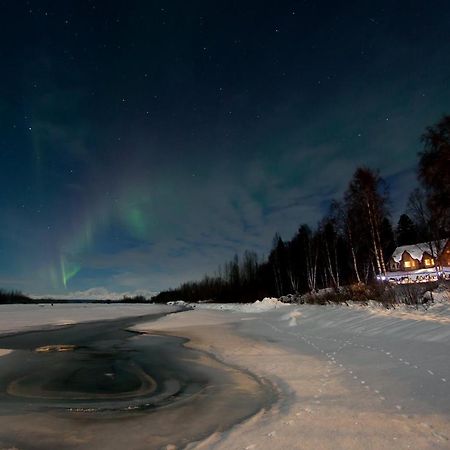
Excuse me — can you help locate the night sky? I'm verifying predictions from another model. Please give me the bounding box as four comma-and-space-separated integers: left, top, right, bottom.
1, 1, 449, 296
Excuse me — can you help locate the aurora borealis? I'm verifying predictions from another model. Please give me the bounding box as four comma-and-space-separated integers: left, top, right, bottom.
1, 1, 450, 296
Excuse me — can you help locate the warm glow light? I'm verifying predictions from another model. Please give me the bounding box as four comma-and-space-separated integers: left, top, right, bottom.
404, 261, 412, 268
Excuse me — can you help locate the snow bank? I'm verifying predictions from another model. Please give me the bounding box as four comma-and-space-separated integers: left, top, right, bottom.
132, 301, 450, 449
424, 285, 450, 303
250, 297, 286, 311
167, 300, 191, 307
189, 297, 288, 313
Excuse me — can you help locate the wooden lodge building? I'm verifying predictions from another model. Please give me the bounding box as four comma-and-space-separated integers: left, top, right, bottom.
384, 239, 450, 283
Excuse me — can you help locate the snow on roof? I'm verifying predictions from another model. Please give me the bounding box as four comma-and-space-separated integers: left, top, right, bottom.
391, 239, 448, 263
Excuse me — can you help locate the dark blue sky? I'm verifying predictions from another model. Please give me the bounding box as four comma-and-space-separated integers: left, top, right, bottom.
1, 1, 449, 296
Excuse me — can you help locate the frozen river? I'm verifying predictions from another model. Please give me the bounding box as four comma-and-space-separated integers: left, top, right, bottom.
0, 306, 274, 450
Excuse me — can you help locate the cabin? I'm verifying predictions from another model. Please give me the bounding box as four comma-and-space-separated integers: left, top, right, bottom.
384, 239, 450, 283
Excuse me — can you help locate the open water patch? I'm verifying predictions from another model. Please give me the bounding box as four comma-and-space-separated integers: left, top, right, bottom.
0, 312, 275, 449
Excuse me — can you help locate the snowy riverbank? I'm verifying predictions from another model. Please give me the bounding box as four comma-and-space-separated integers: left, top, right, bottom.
134, 300, 450, 449
0, 298, 449, 449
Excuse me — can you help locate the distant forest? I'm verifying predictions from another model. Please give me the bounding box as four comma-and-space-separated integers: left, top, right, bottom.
154, 115, 450, 303
0, 290, 35, 304
0, 290, 150, 305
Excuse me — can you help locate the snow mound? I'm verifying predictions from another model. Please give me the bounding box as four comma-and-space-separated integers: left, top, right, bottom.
424, 285, 450, 303
167, 300, 190, 307
281, 309, 302, 326
251, 297, 286, 311
191, 297, 288, 313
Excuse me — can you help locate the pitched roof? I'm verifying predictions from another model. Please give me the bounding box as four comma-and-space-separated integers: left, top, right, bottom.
391, 239, 448, 263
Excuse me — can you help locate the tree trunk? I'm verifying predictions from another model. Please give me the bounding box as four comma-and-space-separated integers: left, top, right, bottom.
374, 218, 387, 275
347, 225, 361, 283
366, 200, 383, 277
325, 239, 337, 288
287, 269, 299, 293
334, 243, 340, 288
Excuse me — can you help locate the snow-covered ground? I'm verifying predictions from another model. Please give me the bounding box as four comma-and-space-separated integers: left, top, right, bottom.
1, 296, 449, 449
136, 296, 450, 449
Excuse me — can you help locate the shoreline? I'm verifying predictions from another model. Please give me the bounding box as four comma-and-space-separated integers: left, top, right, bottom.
132, 309, 305, 449
134, 307, 450, 449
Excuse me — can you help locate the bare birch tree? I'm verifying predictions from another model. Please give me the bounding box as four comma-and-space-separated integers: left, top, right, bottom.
345, 168, 390, 278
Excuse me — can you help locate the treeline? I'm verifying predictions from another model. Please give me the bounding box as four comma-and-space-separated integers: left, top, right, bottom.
0, 290, 35, 304
0, 290, 152, 304
153, 115, 449, 303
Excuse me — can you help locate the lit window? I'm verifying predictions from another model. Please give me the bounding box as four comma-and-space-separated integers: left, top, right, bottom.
404, 261, 411, 268
424, 258, 434, 266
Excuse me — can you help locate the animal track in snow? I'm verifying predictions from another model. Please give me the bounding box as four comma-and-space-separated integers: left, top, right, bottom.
295, 330, 446, 384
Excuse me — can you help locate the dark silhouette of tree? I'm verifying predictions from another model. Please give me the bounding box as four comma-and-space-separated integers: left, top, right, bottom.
405, 115, 450, 279
0, 290, 34, 304
331, 199, 362, 283
419, 115, 450, 235
381, 217, 396, 263
286, 228, 308, 293
396, 214, 418, 246
407, 188, 431, 239
269, 234, 289, 297
407, 188, 444, 278
296, 225, 318, 292
344, 168, 390, 277
241, 250, 258, 284
318, 211, 341, 289
285, 243, 299, 293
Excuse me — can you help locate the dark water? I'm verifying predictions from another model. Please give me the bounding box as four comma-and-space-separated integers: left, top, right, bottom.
0, 312, 274, 449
